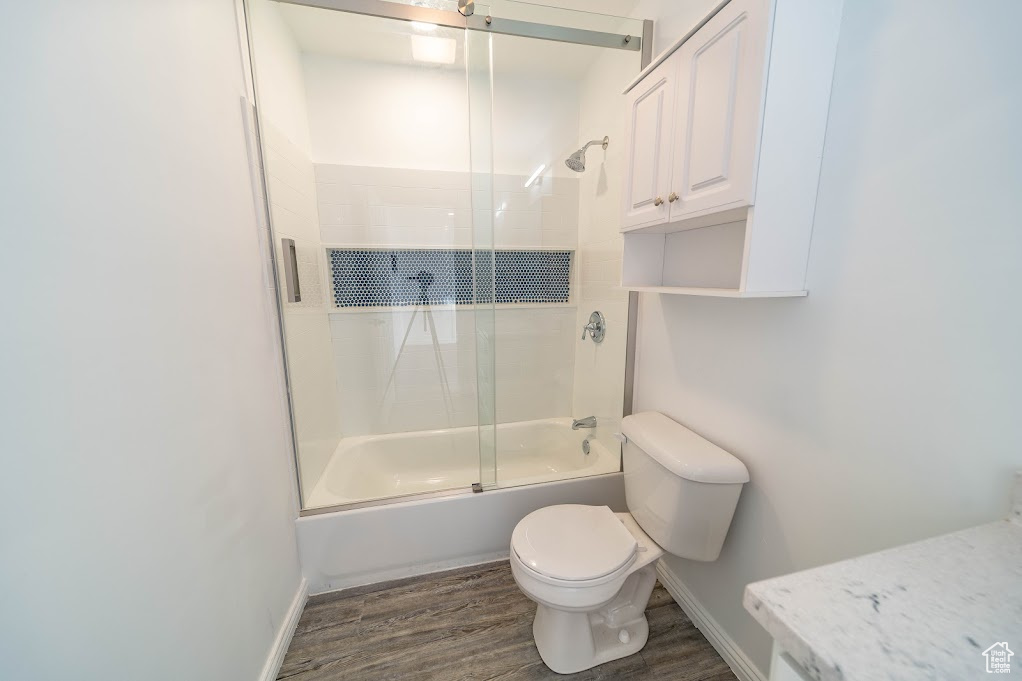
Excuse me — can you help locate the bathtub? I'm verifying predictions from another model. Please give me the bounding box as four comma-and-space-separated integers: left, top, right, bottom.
304, 417, 620, 509
296, 418, 626, 594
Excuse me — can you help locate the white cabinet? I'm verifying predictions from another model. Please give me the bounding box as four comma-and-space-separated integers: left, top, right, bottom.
622, 58, 675, 230
670, 0, 768, 219
620, 0, 844, 297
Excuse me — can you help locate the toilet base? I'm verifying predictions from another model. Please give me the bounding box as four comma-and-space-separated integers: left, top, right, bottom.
530, 562, 658, 674
533, 606, 650, 674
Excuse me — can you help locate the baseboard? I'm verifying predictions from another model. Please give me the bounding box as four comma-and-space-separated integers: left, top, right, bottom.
656, 563, 767, 681
310, 552, 510, 597
259, 577, 308, 681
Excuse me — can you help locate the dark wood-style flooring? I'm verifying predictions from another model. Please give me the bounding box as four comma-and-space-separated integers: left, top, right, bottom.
277, 561, 736, 681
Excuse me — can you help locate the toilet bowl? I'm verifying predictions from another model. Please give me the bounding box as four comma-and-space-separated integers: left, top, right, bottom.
509, 411, 750, 674
510, 505, 664, 674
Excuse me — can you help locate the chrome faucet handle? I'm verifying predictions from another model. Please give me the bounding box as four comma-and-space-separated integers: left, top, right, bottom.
580, 311, 606, 343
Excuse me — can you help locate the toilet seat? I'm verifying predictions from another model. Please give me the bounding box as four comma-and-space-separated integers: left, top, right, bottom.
511, 505, 637, 584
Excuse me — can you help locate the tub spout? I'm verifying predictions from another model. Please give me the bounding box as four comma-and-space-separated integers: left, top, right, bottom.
572, 416, 597, 430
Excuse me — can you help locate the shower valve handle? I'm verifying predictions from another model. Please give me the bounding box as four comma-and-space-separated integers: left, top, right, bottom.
580, 311, 606, 343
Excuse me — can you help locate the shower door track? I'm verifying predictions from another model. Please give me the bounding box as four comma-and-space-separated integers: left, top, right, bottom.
278, 0, 644, 52
301, 486, 473, 516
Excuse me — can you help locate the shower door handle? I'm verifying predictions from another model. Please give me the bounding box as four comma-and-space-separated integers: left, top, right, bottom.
282, 238, 301, 303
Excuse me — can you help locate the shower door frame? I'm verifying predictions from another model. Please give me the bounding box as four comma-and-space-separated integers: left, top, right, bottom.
244, 0, 653, 515
279, 0, 646, 53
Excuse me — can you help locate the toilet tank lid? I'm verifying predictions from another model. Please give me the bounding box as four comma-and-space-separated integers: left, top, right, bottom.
621, 412, 749, 484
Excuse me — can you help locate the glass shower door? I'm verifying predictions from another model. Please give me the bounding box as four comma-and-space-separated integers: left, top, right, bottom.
249, 0, 500, 510
482, 2, 645, 491
466, 12, 498, 491
249, 0, 644, 509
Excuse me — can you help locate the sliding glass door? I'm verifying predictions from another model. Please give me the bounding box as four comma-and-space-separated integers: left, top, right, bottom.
249, 0, 497, 509
247, 0, 643, 510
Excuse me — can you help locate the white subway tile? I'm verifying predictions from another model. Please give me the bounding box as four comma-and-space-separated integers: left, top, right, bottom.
318, 203, 369, 227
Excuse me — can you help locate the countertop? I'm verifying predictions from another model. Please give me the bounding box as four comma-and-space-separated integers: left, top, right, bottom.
743, 474, 1022, 681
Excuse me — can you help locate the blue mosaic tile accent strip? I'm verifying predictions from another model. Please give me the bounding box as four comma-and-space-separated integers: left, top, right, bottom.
329, 249, 572, 308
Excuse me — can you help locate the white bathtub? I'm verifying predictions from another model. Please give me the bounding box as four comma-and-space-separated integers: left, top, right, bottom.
297, 471, 627, 594
305, 417, 619, 509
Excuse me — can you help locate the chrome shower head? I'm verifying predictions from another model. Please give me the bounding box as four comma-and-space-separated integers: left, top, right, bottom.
565, 150, 586, 172
564, 136, 609, 172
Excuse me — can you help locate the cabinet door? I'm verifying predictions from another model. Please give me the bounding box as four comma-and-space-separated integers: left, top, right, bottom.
669, 0, 769, 220
621, 57, 675, 231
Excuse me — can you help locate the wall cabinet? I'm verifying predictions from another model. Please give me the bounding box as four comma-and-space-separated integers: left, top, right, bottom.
621, 0, 844, 297
621, 58, 675, 229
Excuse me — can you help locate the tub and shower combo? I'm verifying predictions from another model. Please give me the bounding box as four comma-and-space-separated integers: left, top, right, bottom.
248, 0, 646, 594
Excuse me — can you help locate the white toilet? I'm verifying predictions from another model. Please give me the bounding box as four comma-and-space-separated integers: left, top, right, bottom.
509, 411, 750, 674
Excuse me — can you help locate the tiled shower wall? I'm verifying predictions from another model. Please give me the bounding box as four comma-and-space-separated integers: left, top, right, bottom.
316, 163, 580, 436
570, 49, 637, 450
330, 306, 576, 436
315, 164, 579, 249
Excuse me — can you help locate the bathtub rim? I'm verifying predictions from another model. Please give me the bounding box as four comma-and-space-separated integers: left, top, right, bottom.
300, 469, 625, 517
300, 484, 474, 516
303, 416, 623, 514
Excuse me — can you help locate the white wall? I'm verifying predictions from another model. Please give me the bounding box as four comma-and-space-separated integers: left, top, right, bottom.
250, 0, 313, 155
632, 0, 1022, 676
0, 2, 302, 679
302, 54, 583, 176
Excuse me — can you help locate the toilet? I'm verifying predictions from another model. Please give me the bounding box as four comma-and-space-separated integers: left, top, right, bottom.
509, 411, 750, 674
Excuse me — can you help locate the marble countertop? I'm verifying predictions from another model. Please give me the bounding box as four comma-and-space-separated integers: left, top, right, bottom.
744, 475, 1022, 681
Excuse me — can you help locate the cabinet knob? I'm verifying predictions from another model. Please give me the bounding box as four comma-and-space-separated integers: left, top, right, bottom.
668, 192, 679, 203
653, 196, 664, 206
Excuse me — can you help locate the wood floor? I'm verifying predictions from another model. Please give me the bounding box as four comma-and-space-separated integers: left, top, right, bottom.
277, 561, 736, 681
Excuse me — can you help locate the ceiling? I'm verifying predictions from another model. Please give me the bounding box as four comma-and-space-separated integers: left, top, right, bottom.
276, 1, 643, 79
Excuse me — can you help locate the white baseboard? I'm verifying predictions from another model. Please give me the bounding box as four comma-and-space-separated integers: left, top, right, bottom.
656, 563, 767, 681
259, 577, 308, 681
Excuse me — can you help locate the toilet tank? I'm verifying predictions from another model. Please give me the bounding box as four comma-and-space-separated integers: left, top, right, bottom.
621, 412, 749, 561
